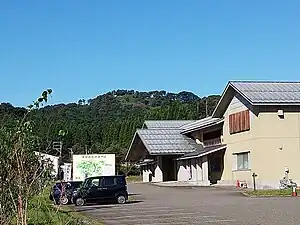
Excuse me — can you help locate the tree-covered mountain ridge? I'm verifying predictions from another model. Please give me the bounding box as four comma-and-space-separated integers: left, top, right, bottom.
0, 89, 220, 167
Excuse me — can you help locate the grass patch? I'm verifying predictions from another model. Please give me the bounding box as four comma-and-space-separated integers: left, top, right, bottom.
245, 188, 294, 197
28, 186, 103, 225
126, 175, 142, 183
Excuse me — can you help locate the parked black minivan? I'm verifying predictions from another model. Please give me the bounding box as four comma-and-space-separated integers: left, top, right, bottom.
73, 175, 128, 206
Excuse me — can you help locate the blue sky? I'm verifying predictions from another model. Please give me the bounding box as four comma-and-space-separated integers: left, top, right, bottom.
1, 1, 300, 106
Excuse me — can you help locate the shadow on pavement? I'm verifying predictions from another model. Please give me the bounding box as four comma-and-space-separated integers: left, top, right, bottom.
126, 200, 143, 204
129, 193, 141, 196
82, 200, 143, 206
74, 200, 143, 212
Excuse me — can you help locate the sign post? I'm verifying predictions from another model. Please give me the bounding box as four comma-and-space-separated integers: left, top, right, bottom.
252, 173, 258, 191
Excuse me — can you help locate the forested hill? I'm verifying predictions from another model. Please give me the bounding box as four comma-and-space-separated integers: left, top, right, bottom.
0, 90, 220, 166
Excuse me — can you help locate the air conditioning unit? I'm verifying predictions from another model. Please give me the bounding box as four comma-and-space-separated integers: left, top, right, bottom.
278, 109, 284, 117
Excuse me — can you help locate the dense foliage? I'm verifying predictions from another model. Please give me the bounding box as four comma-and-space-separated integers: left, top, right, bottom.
0, 90, 220, 171
0, 90, 54, 225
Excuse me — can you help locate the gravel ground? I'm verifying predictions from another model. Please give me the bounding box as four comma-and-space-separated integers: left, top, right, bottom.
75, 183, 300, 225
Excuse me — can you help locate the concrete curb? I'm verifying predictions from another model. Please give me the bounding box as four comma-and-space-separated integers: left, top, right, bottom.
240, 191, 254, 197
127, 181, 144, 184
150, 183, 209, 188
149, 181, 215, 187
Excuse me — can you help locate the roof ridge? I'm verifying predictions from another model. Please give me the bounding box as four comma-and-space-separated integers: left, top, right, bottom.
239, 90, 300, 92
229, 80, 300, 83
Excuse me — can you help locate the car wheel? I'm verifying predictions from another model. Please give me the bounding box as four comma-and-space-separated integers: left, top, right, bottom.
116, 195, 126, 204
75, 198, 85, 206
60, 195, 69, 205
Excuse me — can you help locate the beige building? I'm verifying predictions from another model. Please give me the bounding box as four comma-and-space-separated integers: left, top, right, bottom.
126, 81, 300, 189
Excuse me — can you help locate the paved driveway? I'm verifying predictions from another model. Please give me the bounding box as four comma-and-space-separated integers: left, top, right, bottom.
75, 183, 300, 225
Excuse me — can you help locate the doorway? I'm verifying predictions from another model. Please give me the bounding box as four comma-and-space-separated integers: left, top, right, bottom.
162, 156, 177, 181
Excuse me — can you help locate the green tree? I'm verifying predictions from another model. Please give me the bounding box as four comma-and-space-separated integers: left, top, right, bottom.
0, 89, 53, 225
0, 90, 220, 175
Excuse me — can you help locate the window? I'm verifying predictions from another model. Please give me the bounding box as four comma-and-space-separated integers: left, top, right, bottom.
115, 176, 126, 185
229, 110, 250, 134
237, 153, 249, 170
90, 179, 100, 187
102, 177, 115, 187
84, 178, 100, 188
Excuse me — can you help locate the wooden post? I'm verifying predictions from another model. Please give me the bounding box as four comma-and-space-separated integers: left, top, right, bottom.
252, 173, 258, 191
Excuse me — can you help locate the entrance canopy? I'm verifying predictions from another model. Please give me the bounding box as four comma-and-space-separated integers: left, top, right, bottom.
125, 128, 201, 162
175, 144, 226, 160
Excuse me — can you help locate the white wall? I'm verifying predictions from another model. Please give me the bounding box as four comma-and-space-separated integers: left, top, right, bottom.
142, 157, 163, 183
142, 156, 210, 184
196, 158, 203, 180
176, 157, 209, 184
177, 160, 190, 181
152, 156, 163, 182
191, 159, 197, 181
142, 165, 150, 182
202, 156, 209, 181
35, 152, 59, 177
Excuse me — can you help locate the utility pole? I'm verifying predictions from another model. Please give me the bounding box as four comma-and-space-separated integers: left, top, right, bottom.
53, 141, 63, 157
68, 148, 73, 161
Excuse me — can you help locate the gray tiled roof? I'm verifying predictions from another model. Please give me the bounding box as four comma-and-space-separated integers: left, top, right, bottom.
180, 117, 224, 134
144, 120, 196, 129
230, 81, 300, 104
177, 144, 227, 160
137, 129, 200, 155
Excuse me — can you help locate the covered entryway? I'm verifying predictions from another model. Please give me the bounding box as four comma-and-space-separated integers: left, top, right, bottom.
125, 124, 200, 183
175, 145, 226, 185
208, 148, 225, 184
162, 155, 177, 181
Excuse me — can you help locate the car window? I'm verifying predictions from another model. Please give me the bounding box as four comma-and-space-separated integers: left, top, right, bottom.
115, 176, 126, 185
84, 178, 100, 188
90, 179, 100, 187
102, 177, 115, 187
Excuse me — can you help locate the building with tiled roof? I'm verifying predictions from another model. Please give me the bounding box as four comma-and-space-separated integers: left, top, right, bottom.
126, 81, 300, 189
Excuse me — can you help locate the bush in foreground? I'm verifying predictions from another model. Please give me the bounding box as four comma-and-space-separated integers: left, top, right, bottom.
27, 186, 103, 225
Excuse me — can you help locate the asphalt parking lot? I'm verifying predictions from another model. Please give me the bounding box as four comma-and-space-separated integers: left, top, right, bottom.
75, 183, 300, 225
